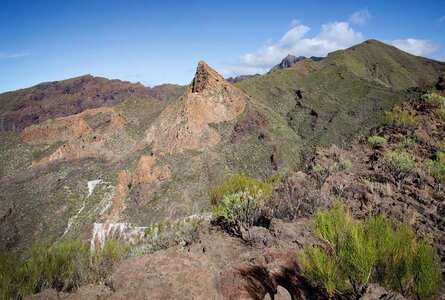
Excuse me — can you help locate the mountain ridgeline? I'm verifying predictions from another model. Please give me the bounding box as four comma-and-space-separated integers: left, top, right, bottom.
0, 39, 444, 258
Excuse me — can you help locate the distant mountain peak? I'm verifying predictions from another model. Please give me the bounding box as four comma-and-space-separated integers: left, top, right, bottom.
268, 55, 307, 73
190, 60, 227, 94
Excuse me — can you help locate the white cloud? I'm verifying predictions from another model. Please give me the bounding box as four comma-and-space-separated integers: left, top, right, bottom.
349, 9, 371, 25
0, 51, 31, 60
220, 22, 364, 76
390, 39, 439, 56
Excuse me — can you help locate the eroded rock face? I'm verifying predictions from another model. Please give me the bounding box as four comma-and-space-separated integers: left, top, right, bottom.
108, 155, 171, 221
21, 107, 128, 167
146, 61, 247, 154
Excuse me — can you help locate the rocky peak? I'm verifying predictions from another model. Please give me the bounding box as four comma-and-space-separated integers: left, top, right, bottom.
268, 54, 307, 73
190, 61, 227, 94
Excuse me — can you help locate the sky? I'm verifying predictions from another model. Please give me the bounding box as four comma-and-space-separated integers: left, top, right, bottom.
1, 0, 444, 93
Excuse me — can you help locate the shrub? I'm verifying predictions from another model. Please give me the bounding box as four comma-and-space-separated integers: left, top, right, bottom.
209, 174, 272, 205
384, 106, 420, 130
384, 150, 417, 189
424, 152, 445, 185
421, 92, 445, 108
212, 190, 263, 229
396, 138, 416, 150
268, 174, 321, 220
367, 136, 387, 149
0, 239, 127, 299
436, 107, 445, 121
335, 159, 352, 171
90, 240, 128, 285
299, 203, 441, 299
140, 216, 203, 254
299, 246, 347, 295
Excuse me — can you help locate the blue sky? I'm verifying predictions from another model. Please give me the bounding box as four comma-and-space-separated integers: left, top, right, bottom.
1, 0, 444, 92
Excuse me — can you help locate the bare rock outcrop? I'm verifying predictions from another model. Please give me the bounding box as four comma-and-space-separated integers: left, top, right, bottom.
146, 61, 247, 154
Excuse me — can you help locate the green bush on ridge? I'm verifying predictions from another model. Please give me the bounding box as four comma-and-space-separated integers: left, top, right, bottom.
299, 202, 441, 299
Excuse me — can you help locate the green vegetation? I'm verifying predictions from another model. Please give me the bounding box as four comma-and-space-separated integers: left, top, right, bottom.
0, 239, 127, 299
396, 138, 416, 150
384, 150, 417, 188
212, 190, 263, 228
299, 202, 441, 299
209, 174, 272, 205
421, 91, 445, 108
421, 91, 445, 121
334, 159, 352, 171
384, 106, 421, 130
138, 216, 204, 254
367, 135, 387, 148
424, 151, 445, 184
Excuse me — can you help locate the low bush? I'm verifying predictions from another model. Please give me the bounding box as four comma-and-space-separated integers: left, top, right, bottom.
299, 202, 441, 299
421, 91, 445, 108
384, 150, 417, 189
424, 152, 445, 185
0, 239, 127, 299
268, 175, 322, 220
396, 138, 416, 150
212, 190, 263, 229
334, 159, 352, 171
367, 136, 387, 149
384, 106, 420, 130
209, 174, 272, 205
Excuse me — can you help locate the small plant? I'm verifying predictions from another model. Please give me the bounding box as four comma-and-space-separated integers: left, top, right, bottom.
396, 138, 416, 150
299, 203, 441, 299
384, 150, 417, 189
424, 152, 445, 188
436, 107, 445, 121
421, 91, 445, 108
384, 106, 420, 130
209, 174, 272, 205
335, 159, 352, 171
367, 136, 387, 149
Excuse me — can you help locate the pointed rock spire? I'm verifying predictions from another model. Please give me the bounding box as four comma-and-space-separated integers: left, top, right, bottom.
190, 61, 228, 94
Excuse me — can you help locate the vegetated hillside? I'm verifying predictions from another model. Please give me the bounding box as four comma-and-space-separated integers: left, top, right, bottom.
0, 40, 444, 257
236, 39, 445, 146
20, 81, 445, 300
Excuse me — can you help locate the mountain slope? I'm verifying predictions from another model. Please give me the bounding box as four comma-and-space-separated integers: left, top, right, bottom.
236, 39, 445, 146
